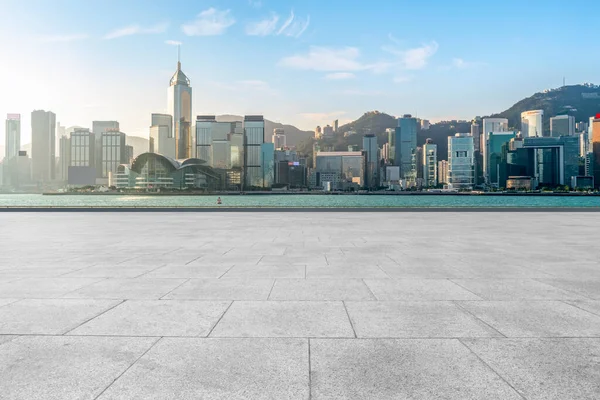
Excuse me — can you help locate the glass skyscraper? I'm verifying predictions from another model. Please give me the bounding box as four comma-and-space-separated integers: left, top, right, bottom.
362, 134, 379, 189
448, 134, 475, 189
31, 110, 56, 183
394, 114, 417, 179
244, 116, 265, 188
488, 132, 517, 186
168, 59, 192, 159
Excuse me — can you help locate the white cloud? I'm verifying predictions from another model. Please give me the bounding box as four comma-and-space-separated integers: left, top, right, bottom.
40, 33, 88, 43
324, 72, 356, 80
248, 0, 262, 8
393, 75, 412, 83
382, 41, 439, 70
279, 46, 388, 72
104, 22, 168, 40
165, 40, 182, 46
277, 11, 310, 38
277, 11, 295, 35
339, 89, 386, 96
246, 14, 280, 36
182, 8, 235, 36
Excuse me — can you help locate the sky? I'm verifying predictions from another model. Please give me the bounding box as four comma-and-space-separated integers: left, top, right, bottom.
0, 0, 598, 144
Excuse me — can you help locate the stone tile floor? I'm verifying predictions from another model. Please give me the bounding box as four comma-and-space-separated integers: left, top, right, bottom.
0, 212, 599, 399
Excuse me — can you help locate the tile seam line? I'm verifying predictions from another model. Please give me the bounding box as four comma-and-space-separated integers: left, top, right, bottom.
446, 278, 486, 300
206, 300, 235, 337
158, 278, 192, 300
361, 279, 379, 300
217, 265, 237, 279
267, 280, 277, 300
558, 300, 600, 318
134, 263, 170, 278
532, 278, 597, 301
92, 336, 163, 400
452, 300, 508, 338
308, 338, 312, 400
61, 299, 127, 335
342, 301, 358, 338
57, 277, 110, 297
457, 338, 528, 400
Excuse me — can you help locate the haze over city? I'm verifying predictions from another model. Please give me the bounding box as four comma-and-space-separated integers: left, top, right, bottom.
1, 0, 598, 144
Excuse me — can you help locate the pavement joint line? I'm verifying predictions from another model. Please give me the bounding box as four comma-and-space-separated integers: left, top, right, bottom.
558, 300, 600, 317
133, 264, 169, 278
342, 301, 358, 338
457, 338, 528, 400
361, 279, 379, 300
184, 255, 204, 265
92, 336, 163, 400
446, 278, 487, 300
61, 299, 127, 335
158, 278, 191, 300
451, 300, 508, 338
532, 278, 598, 301
255, 255, 264, 266
267, 280, 277, 300
57, 277, 110, 298
217, 265, 236, 279
205, 301, 234, 337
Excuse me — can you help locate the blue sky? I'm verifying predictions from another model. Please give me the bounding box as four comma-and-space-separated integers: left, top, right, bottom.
1, 0, 598, 143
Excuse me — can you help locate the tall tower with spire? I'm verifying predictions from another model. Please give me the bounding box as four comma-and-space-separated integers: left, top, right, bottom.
168, 47, 192, 159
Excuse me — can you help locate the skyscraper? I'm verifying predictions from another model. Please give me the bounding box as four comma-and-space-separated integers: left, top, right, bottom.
92, 121, 119, 177
362, 134, 379, 189
149, 114, 175, 158
272, 128, 286, 149
394, 114, 417, 179
168, 55, 192, 159
244, 115, 265, 188
550, 115, 575, 137
422, 138, 437, 187
521, 110, 544, 137
195, 116, 232, 167
592, 114, 600, 187
481, 118, 508, 184
333, 119, 339, 132
31, 110, 56, 183
448, 133, 474, 190
5, 114, 20, 161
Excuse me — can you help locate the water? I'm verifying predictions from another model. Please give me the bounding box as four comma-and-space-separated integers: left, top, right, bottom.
0, 194, 599, 208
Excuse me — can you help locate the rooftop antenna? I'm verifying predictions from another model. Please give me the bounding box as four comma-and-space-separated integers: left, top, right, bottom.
177, 45, 181, 70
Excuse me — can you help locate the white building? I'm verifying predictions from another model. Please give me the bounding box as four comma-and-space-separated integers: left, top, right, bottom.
521, 110, 544, 137
550, 115, 575, 137
149, 114, 175, 159
272, 128, 286, 149
448, 133, 474, 190
422, 139, 437, 187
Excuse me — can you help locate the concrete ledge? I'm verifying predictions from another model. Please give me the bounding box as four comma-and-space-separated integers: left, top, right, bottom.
0, 207, 599, 212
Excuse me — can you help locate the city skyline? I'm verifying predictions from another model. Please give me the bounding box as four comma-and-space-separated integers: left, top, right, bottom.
1, 0, 599, 145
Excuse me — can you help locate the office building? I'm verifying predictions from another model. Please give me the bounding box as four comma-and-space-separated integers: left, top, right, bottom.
394, 114, 417, 179
362, 134, 379, 189
438, 160, 448, 184
322, 125, 334, 137
315, 126, 322, 139
481, 118, 508, 183
56, 123, 66, 153
447, 133, 474, 190
168, 57, 192, 159
92, 121, 119, 177
195, 116, 231, 166
550, 115, 575, 137
149, 113, 175, 159
471, 122, 481, 152
211, 140, 232, 170
580, 132, 588, 157
261, 143, 275, 188
244, 115, 265, 188
312, 151, 365, 190
100, 132, 128, 179
521, 110, 544, 137
272, 128, 286, 149
592, 115, 600, 187
333, 120, 339, 132
523, 136, 580, 188
58, 136, 70, 182
2, 114, 21, 186
421, 119, 430, 130
31, 110, 56, 183
70, 129, 94, 167
422, 139, 437, 187
487, 132, 517, 187
386, 128, 395, 164
230, 122, 244, 169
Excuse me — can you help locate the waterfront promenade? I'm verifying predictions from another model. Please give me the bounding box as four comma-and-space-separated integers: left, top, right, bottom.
0, 212, 599, 399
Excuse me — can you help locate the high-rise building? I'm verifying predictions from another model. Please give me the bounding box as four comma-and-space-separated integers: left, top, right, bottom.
481, 118, 508, 184
422, 138, 437, 187
362, 134, 379, 189
448, 133, 474, 190
386, 128, 395, 164
272, 128, 286, 149
394, 114, 417, 179
421, 119, 430, 130
58, 135, 70, 182
230, 122, 244, 169
550, 115, 575, 137
261, 143, 275, 188
149, 113, 175, 159
312, 151, 365, 190
333, 119, 339, 132
521, 110, 544, 137
100, 132, 128, 178
92, 121, 119, 177
487, 132, 517, 187
31, 110, 56, 183
5, 114, 20, 161
168, 57, 192, 159
244, 115, 265, 188
322, 125, 334, 137
55, 123, 66, 154
592, 115, 600, 187
522, 136, 580, 188
438, 160, 448, 184
70, 129, 94, 167
470, 122, 481, 152
315, 126, 322, 139
195, 116, 232, 166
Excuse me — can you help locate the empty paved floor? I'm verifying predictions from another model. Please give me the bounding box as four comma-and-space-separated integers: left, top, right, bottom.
0, 212, 599, 399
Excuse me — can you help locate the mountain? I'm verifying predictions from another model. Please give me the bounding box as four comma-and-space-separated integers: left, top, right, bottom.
490, 84, 600, 130
216, 115, 314, 147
